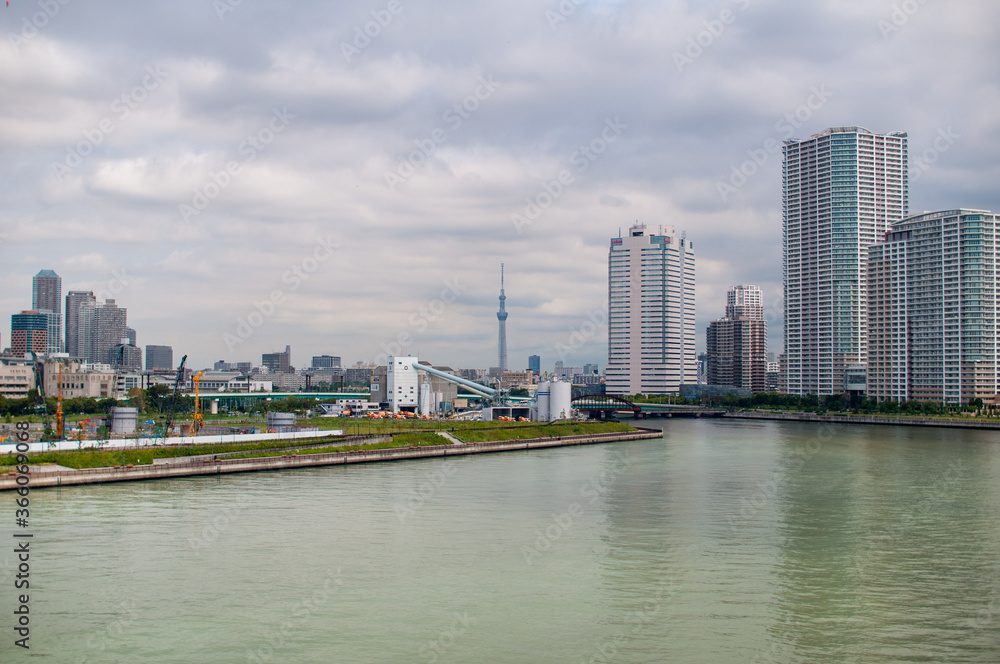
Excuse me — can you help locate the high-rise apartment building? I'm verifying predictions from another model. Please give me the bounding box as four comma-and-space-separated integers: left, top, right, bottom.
706, 285, 768, 393
868, 209, 998, 404
606, 224, 696, 395
79, 299, 127, 365
32, 269, 61, 313
146, 345, 174, 371
10, 311, 47, 356
65, 291, 96, 358
783, 126, 908, 395
32, 269, 63, 354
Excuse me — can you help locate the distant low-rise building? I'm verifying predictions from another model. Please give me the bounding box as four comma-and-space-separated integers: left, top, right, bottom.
500, 370, 534, 388
41, 359, 117, 399
0, 363, 35, 398
311, 355, 341, 369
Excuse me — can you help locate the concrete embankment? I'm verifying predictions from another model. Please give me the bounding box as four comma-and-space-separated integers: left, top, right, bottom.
0, 429, 661, 491
725, 410, 1000, 430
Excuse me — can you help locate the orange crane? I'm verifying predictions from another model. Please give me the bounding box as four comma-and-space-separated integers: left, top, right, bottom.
55, 364, 64, 439
192, 370, 205, 433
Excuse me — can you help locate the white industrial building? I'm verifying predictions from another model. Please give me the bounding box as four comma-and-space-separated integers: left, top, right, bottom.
387, 356, 419, 413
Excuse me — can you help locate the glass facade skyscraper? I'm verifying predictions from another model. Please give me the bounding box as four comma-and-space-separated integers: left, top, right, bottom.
32, 269, 63, 354
782, 126, 908, 395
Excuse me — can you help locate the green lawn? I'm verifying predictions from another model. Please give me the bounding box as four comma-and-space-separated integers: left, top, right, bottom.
3, 421, 636, 470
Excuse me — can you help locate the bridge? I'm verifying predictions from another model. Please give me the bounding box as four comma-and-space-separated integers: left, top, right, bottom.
572, 395, 725, 419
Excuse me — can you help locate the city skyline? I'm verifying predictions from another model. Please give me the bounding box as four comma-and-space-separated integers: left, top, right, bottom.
2, 2, 998, 371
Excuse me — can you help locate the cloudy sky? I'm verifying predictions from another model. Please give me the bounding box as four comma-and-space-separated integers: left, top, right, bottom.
1, 0, 998, 373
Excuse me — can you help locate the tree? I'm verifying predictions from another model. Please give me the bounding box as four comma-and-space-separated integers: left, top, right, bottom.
146, 384, 172, 412
128, 387, 148, 412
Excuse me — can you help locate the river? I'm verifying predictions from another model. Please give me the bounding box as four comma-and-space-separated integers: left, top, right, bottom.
3, 418, 999, 662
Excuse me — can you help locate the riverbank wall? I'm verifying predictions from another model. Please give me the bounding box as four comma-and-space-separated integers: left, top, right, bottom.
725, 410, 1000, 430
0, 428, 662, 491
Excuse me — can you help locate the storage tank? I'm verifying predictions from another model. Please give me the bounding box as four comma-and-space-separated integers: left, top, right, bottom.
266, 412, 297, 433
536, 382, 550, 423
109, 407, 138, 434
420, 383, 432, 416
549, 381, 572, 421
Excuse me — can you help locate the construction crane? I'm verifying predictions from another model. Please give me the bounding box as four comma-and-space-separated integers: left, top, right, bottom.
29, 352, 51, 436
161, 355, 187, 441
107, 342, 128, 436
55, 364, 64, 439
192, 370, 205, 434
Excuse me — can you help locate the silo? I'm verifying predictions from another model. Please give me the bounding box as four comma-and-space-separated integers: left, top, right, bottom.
109, 407, 138, 434
549, 381, 572, 421
420, 383, 432, 416
266, 412, 297, 433
535, 382, 550, 422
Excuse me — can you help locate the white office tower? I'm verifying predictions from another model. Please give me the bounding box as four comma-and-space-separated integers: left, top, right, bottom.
606, 224, 697, 395
387, 356, 419, 413
783, 126, 908, 395
868, 210, 999, 404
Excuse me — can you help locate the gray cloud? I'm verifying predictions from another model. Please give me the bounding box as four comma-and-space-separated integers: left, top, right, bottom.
2, 0, 998, 371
